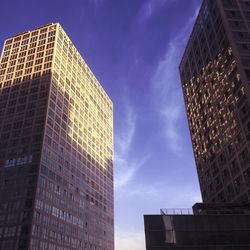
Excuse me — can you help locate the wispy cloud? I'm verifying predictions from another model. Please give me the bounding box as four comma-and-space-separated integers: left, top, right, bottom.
151, 7, 199, 155
115, 97, 151, 189
115, 101, 136, 157
137, 0, 172, 22
115, 154, 150, 189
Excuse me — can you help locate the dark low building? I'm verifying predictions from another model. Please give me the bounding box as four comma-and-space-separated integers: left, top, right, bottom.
144, 203, 250, 250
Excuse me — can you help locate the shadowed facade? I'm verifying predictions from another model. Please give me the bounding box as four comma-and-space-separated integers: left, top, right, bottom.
179, 0, 250, 203
0, 23, 114, 250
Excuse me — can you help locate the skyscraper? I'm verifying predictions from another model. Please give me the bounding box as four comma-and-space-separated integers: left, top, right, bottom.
0, 23, 114, 250
179, 0, 250, 203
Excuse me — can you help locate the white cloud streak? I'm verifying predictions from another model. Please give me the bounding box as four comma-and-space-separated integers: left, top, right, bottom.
114, 98, 151, 190
115, 102, 136, 157
137, 0, 173, 22
115, 154, 150, 189
151, 7, 199, 155
115, 5, 201, 250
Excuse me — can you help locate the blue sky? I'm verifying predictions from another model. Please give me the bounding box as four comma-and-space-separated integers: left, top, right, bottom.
0, 0, 202, 249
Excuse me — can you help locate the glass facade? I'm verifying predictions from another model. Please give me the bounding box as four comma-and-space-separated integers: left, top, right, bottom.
0, 23, 113, 250
179, 0, 250, 203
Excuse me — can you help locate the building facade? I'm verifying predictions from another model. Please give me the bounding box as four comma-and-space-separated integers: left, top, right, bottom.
179, 0, 250, 203
0, 23, 114, 250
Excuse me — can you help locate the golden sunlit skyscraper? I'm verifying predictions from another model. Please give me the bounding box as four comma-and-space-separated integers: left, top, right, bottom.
0, 23, 114, 250
180, 0, 250, 203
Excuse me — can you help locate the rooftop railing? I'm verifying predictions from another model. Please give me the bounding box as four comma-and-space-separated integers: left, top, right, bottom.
160, 208, 193, 215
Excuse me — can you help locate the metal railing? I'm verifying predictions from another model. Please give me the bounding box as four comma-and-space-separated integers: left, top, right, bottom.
160, 208, 193, 215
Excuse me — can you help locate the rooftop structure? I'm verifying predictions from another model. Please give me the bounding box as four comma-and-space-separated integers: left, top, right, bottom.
144, 203, 250, 250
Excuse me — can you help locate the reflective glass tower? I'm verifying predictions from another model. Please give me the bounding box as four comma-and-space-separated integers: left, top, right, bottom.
0, 23, 114, 250
180, 0, 250, 203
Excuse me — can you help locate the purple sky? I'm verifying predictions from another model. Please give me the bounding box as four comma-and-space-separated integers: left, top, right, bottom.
0, 0, 202, 249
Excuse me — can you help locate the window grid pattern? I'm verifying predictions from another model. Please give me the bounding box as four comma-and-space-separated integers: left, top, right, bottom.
180, 0, 250, 204
0, 23, 114, 250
